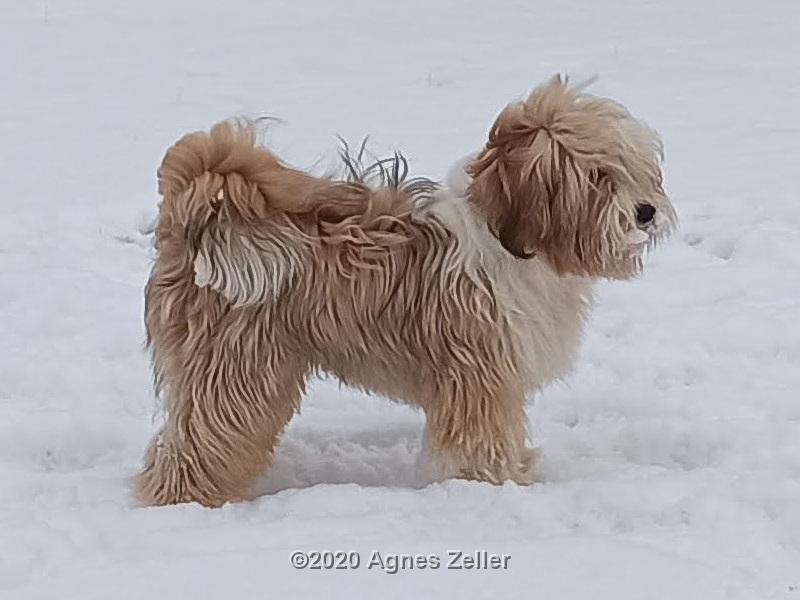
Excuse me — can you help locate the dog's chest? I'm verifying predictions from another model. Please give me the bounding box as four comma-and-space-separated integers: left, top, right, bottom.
489, 258, 594, 392
420, 187, 594, 392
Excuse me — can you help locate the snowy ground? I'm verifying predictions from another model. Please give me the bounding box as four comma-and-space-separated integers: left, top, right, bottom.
2, 0, 800, 598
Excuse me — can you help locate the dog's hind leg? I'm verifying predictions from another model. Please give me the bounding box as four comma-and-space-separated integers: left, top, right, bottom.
135, 309, 307, 507
422, 374, 535, 486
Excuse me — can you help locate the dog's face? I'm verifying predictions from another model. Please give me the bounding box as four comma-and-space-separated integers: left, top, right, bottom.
468, 77, 675, 279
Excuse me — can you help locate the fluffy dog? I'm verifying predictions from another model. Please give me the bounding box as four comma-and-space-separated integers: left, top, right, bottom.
137, 76, 675, 507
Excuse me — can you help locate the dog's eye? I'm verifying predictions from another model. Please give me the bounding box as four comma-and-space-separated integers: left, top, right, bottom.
591, 170, 615, 192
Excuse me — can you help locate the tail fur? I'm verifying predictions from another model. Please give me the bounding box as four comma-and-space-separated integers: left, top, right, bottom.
157, 120, 330, 228
153, 120, 332, 306
153, 120, 423, 308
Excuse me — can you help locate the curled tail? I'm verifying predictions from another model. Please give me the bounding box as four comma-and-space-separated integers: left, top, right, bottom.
157, 120, 329, 229
153, 120, 330, 307
153, 120, 423, 309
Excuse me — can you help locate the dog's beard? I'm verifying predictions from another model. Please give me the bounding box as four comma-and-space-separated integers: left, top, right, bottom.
625, 228, 650, 246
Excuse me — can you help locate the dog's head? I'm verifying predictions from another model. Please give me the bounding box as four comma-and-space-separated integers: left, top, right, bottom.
467, 75, 675, 279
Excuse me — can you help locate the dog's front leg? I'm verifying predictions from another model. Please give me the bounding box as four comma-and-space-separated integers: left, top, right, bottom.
422, 375, 535, 486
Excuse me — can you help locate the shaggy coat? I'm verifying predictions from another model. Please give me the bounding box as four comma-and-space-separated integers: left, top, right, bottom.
137, 76, 674, 507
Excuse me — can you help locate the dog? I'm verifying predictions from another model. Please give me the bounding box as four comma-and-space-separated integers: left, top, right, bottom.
136, 76, 675, 507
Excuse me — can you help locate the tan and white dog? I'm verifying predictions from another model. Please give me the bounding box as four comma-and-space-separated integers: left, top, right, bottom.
137, 76, 675, 507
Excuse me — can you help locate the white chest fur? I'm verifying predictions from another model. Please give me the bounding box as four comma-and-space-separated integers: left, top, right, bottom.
422, 159, 594, 393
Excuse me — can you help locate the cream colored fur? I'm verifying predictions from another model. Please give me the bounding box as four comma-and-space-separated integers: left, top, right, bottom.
420, 187, 594, 391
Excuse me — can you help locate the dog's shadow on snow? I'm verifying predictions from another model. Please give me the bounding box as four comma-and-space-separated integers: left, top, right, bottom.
251, 421, 430, 497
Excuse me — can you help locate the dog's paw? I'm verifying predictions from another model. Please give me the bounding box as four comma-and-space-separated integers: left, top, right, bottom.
420, 441, 538, 487
509, 446, 538, 485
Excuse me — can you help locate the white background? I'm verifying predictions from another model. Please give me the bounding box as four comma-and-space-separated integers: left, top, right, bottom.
1, 1, 799, 598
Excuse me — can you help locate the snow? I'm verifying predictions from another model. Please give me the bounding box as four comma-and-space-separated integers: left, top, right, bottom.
1, 0, 799, 598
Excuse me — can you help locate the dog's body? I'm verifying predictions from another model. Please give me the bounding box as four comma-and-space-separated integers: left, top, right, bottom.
137, 77, 674, 507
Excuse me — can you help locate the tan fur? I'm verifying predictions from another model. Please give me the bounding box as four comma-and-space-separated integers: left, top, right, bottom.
469, 75, 674, 277
136, 77, 675, 507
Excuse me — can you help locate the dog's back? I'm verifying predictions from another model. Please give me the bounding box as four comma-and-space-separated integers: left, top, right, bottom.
145, 121, 480, 408
153, 121, 432, 304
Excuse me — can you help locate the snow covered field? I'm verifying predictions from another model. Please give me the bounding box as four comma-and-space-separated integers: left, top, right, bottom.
1, 0, 799, 598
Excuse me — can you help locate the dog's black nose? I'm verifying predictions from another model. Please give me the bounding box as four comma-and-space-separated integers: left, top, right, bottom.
636, 203, 656, 225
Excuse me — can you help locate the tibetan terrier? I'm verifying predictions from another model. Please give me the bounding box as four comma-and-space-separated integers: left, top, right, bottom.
137, 76, 675, 507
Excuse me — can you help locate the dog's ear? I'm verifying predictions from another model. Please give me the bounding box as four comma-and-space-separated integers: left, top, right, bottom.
467, 106, 544, 258
467, 102, 560, 260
